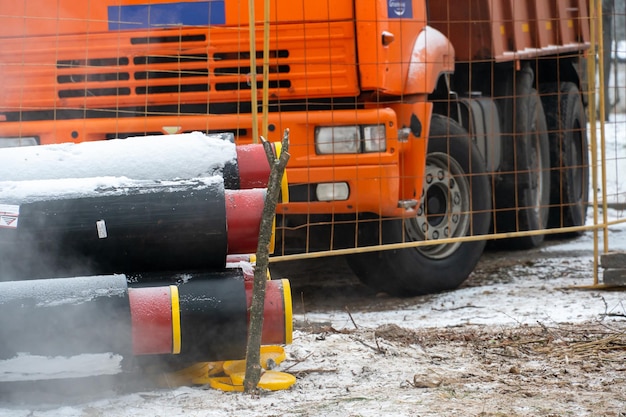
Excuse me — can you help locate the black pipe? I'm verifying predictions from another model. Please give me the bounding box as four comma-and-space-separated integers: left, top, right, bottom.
176, 277, 248, 362
0, 273, 290, 364
0, 179, 228, 280
0, 275, 133, 359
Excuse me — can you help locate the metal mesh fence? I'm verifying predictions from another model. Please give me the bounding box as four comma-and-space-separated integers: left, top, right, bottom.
0, 0, 623, 294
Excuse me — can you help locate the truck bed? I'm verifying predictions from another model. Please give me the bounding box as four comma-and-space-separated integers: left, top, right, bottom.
428, 0, 590, 62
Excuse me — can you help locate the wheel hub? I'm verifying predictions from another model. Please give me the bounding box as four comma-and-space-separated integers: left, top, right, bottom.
406, 153, 471, 259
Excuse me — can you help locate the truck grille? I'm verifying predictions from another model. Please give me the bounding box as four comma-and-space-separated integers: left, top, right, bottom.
0, 22, 358, 113
55, 34, 291, 99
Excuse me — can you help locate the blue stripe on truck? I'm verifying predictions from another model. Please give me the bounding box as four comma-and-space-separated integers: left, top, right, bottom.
108, 1, 225, 30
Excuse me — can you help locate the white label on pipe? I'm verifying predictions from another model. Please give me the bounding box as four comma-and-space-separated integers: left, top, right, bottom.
0, 204, 19, 228
96, 219, 108, 239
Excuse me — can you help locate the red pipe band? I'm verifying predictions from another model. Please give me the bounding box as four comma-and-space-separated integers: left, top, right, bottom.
225, 188, 266, 254
128, 286, 173, 355
245, 279, 292, 345
235, 143, 273, 189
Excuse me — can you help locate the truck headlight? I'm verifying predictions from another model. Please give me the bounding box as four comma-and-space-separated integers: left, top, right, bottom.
363, 125, 386, 152
315, 125, 386, 154
316, 182, 349, 201
315, 126, 360, 154
0, 137, 39, 148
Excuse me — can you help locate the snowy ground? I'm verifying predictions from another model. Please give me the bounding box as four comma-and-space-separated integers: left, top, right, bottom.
0, 119, 625, 415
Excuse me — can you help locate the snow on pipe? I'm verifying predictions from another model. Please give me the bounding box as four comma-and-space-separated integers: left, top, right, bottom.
0, 177, 267, 280
0, 132, 274, 189
0, 273, 292, 362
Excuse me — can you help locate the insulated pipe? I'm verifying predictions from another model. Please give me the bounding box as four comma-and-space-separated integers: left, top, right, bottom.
114, 268, 291, 357
0, 132, 272, 189
130, 278, 291, 361
0, 274, 292, 362
0, 178, 267, 280
0, 275, 133, 359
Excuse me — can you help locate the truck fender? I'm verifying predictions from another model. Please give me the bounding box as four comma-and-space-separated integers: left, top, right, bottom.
405, 26, 455, 95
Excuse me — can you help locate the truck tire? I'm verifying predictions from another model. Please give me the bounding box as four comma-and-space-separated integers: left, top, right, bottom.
540, 82, 589, 233
346, 114, 491, 296
495, 65, 550, 249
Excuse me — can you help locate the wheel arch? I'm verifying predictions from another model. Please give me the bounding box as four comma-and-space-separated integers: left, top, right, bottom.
404, 26, 455, 96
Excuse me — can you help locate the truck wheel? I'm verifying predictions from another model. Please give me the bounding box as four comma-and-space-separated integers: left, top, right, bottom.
540, 82, 589, 233
495, 65, 550, 249
512, 90, 550, 248
346, 114, 491, 296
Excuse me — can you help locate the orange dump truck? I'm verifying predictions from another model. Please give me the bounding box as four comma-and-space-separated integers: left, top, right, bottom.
0, 0, 590, 295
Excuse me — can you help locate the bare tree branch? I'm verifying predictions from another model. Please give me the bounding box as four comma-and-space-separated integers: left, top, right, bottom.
244, 129, 290, 394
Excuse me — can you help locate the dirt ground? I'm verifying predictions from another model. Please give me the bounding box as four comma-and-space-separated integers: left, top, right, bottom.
272, 244, 626, 417
289, 318, 625, 416
418, 322, 626, 416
